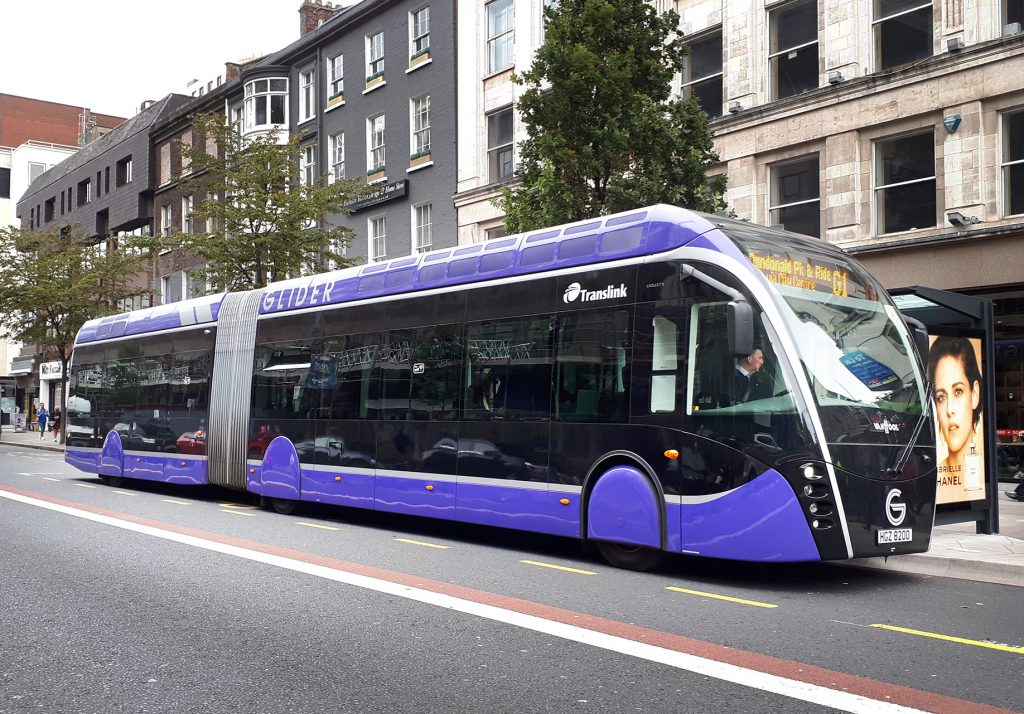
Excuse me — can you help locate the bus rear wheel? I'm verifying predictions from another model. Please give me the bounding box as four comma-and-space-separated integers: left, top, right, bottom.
265, 497, 299, 515
100, 475, 126, 488
594, 541, 664, 571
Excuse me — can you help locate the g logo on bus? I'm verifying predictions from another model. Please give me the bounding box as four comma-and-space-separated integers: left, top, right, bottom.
885, 488, 907, 526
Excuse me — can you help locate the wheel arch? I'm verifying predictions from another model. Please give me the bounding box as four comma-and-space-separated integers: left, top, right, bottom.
580, 450, 667, 550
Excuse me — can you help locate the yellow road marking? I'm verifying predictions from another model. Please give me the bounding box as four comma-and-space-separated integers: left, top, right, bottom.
162, 499, 192, 506
220, 509, 256, 517
871, 624, 1024, 654
666, 587, 778, 609
74, 483, 97, 489
297, 521, 342, 531
113, 490, 136, 497
394, 537, 450, 549
520, 559, 597, 575
219, 502, 258, 510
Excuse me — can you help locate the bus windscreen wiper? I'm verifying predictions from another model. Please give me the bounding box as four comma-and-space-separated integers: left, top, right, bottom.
886, 382, 932, 478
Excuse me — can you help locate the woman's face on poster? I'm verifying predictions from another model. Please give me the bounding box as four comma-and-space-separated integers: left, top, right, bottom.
933, 355, 980, 456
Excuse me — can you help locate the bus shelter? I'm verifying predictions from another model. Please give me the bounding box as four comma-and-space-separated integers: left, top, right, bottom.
891, 286, 998, 534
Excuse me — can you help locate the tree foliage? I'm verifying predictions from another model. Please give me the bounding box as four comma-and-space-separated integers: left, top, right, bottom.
499, 0, 727, 233
0, 224, 157, 422
169, 113, 367, 291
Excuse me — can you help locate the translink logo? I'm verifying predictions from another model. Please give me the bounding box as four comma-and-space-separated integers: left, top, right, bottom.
563, 282, 628, 304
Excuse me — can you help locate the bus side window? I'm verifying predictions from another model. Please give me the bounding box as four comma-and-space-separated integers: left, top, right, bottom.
465, 317, 553, 422
555, 308, 631, 423
651, 315, 678, 413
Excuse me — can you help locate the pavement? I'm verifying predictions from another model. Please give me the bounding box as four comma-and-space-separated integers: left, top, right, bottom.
3, 427, 1024, 587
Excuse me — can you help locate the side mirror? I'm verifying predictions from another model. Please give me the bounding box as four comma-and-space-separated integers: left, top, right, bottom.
727, 300, 754, 356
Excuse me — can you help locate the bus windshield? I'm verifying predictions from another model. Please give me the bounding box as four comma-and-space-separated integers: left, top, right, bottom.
727, 228, 925, 446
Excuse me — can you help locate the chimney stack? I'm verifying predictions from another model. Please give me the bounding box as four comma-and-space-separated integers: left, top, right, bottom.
299, 0, 336, 37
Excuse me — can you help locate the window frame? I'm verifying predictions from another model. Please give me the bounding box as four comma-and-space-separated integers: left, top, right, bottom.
367, 31, 385, 79
872, 0, 934, 72
413, 202, 433, 254
329, 54, 345, 98
410, 6, 430, 57
486, 106, 514, 184
1002, 109, 1024, 217
369, 215, 387, 263
243, 77, 289, 133
330, 131, 345, 183
768, 0, 820, 100
873, 130, 937, 235
486, 0, 515, 74
299, 66, 316, 123
411, 94, 431, 157
682, 29, 724, 119
367, 114, 386, 174
768, 154, 821, 237
300, 143, 317, 186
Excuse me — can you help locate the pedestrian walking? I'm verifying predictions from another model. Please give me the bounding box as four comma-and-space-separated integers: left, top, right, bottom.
36, 402, 48, 440
50, 407, 61, 443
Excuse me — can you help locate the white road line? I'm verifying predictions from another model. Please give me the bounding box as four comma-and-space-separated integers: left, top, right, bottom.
0, 489, 928, 714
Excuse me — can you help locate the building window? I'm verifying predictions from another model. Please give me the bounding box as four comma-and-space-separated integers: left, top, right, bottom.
1008, 0, 1024, 27
299, 67, 316, 122
185, 268, 206, 300
683, 30, 723, 119
244, 78, 288, 132
329, 54, 344, 98
413, 203, 433, 253
411, 6, 430, 57
875, 132, 936, 234
159, 143, 172, 185
874, 0, 933, 71
330, 132, 345, 182
0, 167, 9, 199
182, 195, 194, 233
180, 132, 193, 175
367, 32, 385, 79
487, 0, 514, 74
44, 198, 55, 223
411, 95, 431, 157
77, 179, 91, 206
300, 144, 317, 186
28, 162, 46, 185
770, 0, 819, 100
116, 156, 133, 186
161, 272, 183, 304
1004, 110, 1024, 216
370, 216, 387, 262
487, 107, 514, 183
368, 114, 386, 173
770, 156, 820, 237
485, 225, 507, 240
161, 204, 173, 237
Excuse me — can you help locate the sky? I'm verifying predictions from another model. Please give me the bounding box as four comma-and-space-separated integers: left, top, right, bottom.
1, 1, 305, 119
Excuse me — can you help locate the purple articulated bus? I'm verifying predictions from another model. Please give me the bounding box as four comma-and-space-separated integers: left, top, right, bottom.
65, 205, 936, 569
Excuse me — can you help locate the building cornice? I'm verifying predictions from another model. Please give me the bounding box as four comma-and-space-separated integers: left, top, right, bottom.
846, 222, 1024, 256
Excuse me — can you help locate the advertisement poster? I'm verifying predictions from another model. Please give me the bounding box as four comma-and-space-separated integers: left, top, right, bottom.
928, 335, 986, 504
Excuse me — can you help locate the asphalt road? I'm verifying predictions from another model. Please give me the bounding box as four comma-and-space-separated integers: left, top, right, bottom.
0, 446, 1021, 714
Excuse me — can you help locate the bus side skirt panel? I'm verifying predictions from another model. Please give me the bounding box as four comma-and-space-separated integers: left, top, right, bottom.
680, 469, 820, 562
456, 482, 579, 538
99, 431, 124, 479
587, 466, 662, 548
162, 457, 208, 486
66, 449, 100, 474
124, 453, 164, 482
258, 436, 301, 501
300, 467, 374, 509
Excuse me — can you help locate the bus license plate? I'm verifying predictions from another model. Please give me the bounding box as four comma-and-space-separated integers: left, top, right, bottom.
876, 528, 912, 544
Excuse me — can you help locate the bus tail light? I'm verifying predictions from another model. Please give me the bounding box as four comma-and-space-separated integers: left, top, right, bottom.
811, 518, 835, 530
803, 484, 828, 499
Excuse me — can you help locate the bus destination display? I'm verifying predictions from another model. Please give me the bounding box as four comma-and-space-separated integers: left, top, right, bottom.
748, 251, 851, 297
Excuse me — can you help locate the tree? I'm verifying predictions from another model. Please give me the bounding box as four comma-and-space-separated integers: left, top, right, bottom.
169, 113, 367, 291
0, 224, 156, 440
499, 0, 727, 233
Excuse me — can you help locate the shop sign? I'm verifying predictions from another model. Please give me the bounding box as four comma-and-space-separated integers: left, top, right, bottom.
40, 361, 63, 380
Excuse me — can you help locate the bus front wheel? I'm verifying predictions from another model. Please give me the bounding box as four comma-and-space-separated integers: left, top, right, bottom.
594, 541, 664, 571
